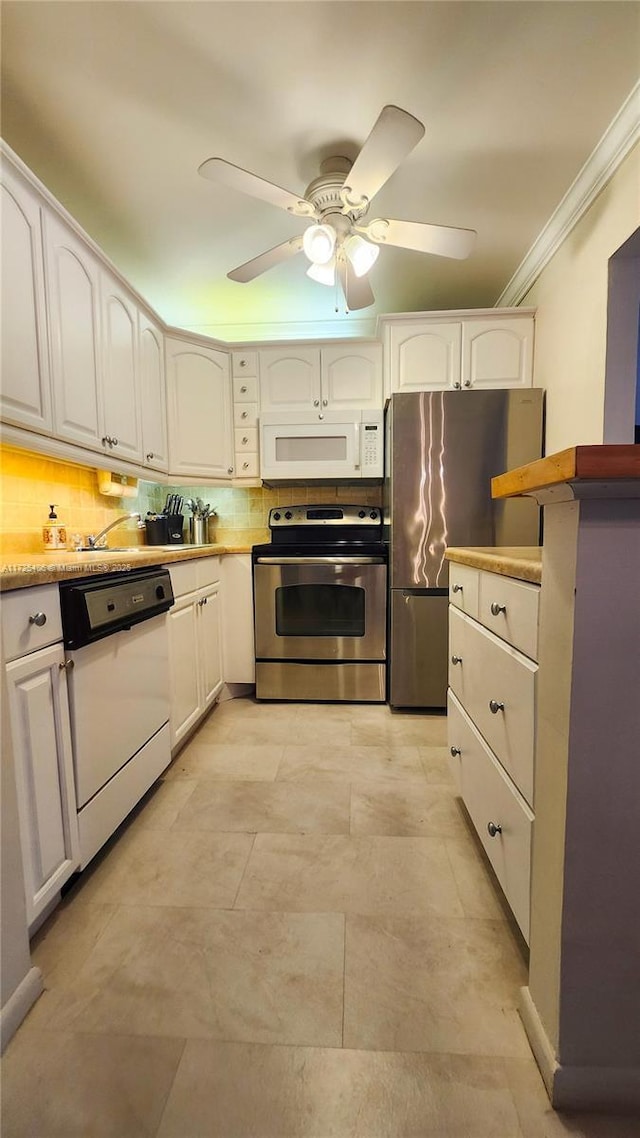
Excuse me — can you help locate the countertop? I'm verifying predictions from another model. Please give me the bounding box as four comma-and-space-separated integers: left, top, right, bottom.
0, 543, 253, 591
445, 546, 542, 584
491, 444, 640, 499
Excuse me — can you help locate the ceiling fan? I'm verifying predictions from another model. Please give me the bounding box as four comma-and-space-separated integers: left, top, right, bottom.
198, 105, 477, 311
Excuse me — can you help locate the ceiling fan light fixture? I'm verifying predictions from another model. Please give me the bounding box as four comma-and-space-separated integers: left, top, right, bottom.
306, 259, 336, 287
302, 223, 336, 265
343, 234, 380, 277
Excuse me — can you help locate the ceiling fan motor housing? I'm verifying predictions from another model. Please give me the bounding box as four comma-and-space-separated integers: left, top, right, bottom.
303, 158, 367, 246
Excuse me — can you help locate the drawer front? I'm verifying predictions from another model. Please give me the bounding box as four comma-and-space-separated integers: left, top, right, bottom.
235, 454, 259, 478
449, 607, 536, 805
448, 563, 479, 619
232, 351, 258, 378
233, 375, 259, 403
235, 427, 258, 452
234, 401, 258, 428
448, 690, 533, 943
478, 570, 539, 660
2, 584, 63, 660
196, 556, 220, 589
167, 561, 198, 599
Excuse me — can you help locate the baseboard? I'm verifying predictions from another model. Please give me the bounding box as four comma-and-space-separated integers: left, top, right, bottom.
0, 966, 43, 1054
519, 986, 640, 1111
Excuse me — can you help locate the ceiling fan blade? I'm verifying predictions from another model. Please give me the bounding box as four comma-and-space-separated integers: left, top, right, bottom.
357, 217, 477, 260
341, 105, 425, 210
199, 157, 317, 218
228, 236, 304, 283
337, 257, 375, 311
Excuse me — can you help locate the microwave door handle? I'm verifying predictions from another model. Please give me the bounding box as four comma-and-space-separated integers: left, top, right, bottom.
354, 421, 360, 470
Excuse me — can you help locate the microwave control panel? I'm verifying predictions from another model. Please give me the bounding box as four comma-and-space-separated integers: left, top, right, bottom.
362, 418, 383, 474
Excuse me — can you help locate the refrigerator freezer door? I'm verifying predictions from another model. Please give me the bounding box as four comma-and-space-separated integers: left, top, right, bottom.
390, 590, 449, 708
388, 389, 542, 589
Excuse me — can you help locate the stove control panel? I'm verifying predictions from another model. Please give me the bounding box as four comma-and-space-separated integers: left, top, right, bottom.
269, 505, 381, 528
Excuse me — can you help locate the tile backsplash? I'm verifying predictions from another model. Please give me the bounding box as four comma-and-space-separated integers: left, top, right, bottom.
0, 445, 382, 554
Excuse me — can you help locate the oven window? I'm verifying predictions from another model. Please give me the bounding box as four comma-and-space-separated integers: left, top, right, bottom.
275, 584, 365, 637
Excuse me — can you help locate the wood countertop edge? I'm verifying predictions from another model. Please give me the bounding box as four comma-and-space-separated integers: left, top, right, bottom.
492, 445, 640, 499
445, 546, 542, 584
0, 544, 254, 591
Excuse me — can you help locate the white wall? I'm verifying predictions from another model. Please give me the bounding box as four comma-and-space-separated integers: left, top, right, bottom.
523, 142, 640, 454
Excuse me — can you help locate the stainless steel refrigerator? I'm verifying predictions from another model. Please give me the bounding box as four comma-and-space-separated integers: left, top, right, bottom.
385, 388, 543, 708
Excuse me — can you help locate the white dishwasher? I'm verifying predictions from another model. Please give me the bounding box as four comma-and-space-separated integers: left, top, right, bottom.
59, 567, 174, 869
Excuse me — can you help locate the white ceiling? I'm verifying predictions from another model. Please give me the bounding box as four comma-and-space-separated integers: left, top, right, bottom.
2, 1, 639, 341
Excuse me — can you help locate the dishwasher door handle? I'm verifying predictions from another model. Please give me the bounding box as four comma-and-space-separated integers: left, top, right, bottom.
255, 556, 386, 565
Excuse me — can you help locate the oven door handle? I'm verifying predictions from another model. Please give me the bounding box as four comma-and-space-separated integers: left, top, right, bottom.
255, 556, 386, 565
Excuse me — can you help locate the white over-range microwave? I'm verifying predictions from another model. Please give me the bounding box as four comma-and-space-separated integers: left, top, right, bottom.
260, 409, 384, 480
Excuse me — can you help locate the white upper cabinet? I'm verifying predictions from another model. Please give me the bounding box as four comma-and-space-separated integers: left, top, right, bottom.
44, 211, 103, 450
259, 346, 321, 411
139, 313, 168, 472
383, 312, 534, 395
386, 322, 461, 392
166, 337, 233, 479
0, 162, 52, 434
259, 342, 382, 414
99, 273, 142, 463
462, 317, 534, 389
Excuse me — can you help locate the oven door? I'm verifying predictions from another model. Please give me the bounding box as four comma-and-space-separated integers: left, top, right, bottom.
254, 556, 387, 661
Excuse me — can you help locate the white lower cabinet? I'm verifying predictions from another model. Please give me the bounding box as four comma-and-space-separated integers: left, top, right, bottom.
3, 585, 80, 928
447, 561, 539, 943
167, 558, 224, 749
221, 554, 255, 684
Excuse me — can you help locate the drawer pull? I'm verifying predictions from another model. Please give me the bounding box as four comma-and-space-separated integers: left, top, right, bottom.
59, 658, 74, 672
487, 821, 502, 838
29, 612, 47, 627
242, 436, 249, 444
240, 385, 248, 393
450, 655, 463, 665
450, 746, 461, 757
490, 602, 506, 616
239, 358, 247, 368
451, 583, 463, 594
489, 699, 505, 714
241, 411, 248, 419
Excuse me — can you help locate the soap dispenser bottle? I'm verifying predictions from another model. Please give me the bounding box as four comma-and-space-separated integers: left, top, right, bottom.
42, 504, 67, 551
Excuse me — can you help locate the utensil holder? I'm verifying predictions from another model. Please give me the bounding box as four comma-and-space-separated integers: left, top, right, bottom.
189, 517, 206, 545
166, 515, 184, 544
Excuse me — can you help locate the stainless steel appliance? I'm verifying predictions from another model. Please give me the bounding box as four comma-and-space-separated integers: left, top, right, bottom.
260, 410, 384, 481
385, 389, 543, 708
253, 505, 387, 701
59, 567, 174, 868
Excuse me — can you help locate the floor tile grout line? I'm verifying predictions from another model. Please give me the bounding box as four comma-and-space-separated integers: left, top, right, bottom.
150, 1036, 188, 1138
230, 831, 258, 909
341, 913, 347, 1049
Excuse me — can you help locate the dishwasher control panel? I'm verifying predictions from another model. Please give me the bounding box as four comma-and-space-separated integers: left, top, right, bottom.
60, 568, 174, 648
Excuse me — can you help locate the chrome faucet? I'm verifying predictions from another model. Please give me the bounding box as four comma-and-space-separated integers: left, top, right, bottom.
84, 512, 142, 550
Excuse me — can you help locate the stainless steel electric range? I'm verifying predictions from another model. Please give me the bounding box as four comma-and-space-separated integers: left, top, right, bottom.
252, 504, 387, 702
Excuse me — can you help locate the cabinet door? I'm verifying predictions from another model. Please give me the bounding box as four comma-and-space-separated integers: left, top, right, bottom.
389, 322, 461, 392
198, 582, 224, 709
6, 643, 80, 926
321, 343, 382, 409
0, 162, 52, 434
44, 212, 103, 450
166, 339, 233, 479
167, 596, 201, 749
221, 554, 255, 684
259, 346, 320, 411
139, 313, 168, 471
462, 318, 533, 389
100, 274, 142, 462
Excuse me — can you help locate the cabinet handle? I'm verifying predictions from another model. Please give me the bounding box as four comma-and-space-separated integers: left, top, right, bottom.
242, 462, 249, 470
453, 382, 461, 389
489, 700, 505, 714
451, 583, 463, 593
487, 821, 502, 838
227, 466, 234, 474
146, 452, 155, 461
241, 436, 249, 445
313, 399, 320, 407
199, 596, 208, 606
101, 436, 110, 447
464, 380, 471, 388
29, 612, 47, 627
59, 658, 74, 672
450, 655, 463, 665
239, 359, 247, 368
240, 385, 247, 393
241, 411, 248, 419
450, 746, 461, 757
490, 602, 506, 616
322, 399, 328, 407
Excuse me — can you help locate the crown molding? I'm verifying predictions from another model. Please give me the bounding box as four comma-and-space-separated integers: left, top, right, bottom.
496, 81, 640, 307
181, 317, 378, 343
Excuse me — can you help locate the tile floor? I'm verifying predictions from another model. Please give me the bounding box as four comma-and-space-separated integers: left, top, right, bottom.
2, 698, 638, 1137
